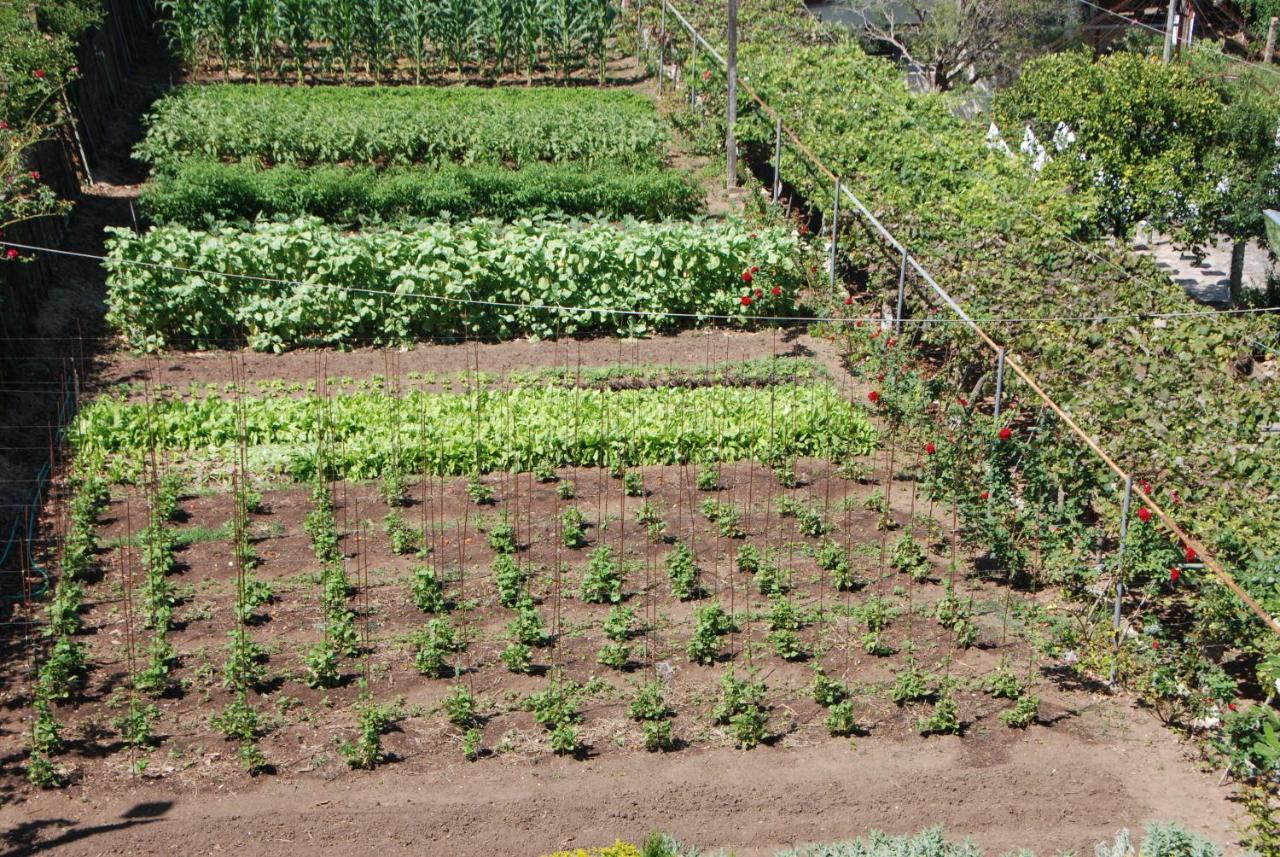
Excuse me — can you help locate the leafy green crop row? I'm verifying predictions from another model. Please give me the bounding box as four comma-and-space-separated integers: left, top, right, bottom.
138, 159, 703, 226
104, 217, 801, 351
71, 383, 875, 481
135, 84, 668, 171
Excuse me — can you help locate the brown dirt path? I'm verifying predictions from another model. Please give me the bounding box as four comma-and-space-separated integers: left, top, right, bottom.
0, 699, 1237, 857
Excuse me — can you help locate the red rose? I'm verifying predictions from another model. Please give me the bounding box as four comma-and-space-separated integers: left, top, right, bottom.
980, 490, 990, 501
33, 69, 45, 79
1152, 640, 1160, 650
868, 390, 879, 404
957, 397, 968, 406
771, 287, 781, 296
4, 248, 18, 260
853, 316, 863, 324
742, 270, 753, 283
751, 266, 759, 273
702, 69, 712, 81
998, 427, 1012, 441
1229, 702, 1238, 712
750, 233, 757, 239
1170, 490, 1181, 505
740, 295, 753, 307
29, 171, 39, 180
1137, 507, 1151, 523
0, 121, 8, 129
1140, 480, 1152, 494
1185, 547, 1197, 563
798, 224, 809, 235
754, 288, 763, 298
925, 442, 936, 455
1170, 568, 1180, 583
844, 296, 854, 306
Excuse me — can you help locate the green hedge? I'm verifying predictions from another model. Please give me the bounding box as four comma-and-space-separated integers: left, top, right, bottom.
104, 217, 803, 351
135, 84, 669, 171
138, 160, 703, 225
72, 383, 876, 481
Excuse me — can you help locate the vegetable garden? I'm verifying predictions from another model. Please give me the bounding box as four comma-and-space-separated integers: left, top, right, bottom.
3, 0, 1271, 852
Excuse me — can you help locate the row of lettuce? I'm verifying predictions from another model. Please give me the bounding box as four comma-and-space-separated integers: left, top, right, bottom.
642, 0, 1280, 834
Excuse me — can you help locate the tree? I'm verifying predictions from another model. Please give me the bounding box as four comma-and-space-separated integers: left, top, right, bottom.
995, 45, 1280, 302
840, 0, 1075, 91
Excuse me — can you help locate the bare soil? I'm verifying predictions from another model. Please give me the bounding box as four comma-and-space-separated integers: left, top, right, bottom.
0, 439, 1242, 855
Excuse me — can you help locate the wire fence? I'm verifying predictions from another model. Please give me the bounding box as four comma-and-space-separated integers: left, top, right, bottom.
643, 0, 1280, 646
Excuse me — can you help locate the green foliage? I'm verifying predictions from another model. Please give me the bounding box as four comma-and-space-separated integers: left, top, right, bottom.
412, 618, 463, 677
698, 500, 745, 539
556, 480, 576, 500
629, 681, 673, 722
340, 693, 401, 769
825, 700, 859, 738
984, 660, 1023, 700
493, 554, 525, 608
890, 531, 930, 582
222, 631, 267, 692
384, 510, 422, 555
934, 582, 977, 649
156, 0, 621, 83
462, 727, 483, 761
485, 513, 517, 555
696, 466, 720, 491
622, 471, 646, 497
501, 641, 533, 674
75, 383, 873, 482
138, 85, 664, 171
891, 660, 932, 705
776, 496, 829, 537
580, 546, 624, 604
550, 721, 580, 756
303, 641, 341, 689
561, 506, 588, 549
687, 603, 737, 664
597, 641, 631, 670
441, 684, 476, 728
810, 667, 849, 708
603, 604, 636, 642
736, 543, 762, 576
665, 542, 703, 601
995, 48, 1280, 246
507, 595, 549, 647
814, 539, 860, 591
642, 718, 675, 752
411, 565, 448, 614
1000, 694, 1040, 729
525, 678, 580, 728
917, 685, 961, 736
466, 479, 495, 505
115, 697, 160, 749
105, 217, 803, 352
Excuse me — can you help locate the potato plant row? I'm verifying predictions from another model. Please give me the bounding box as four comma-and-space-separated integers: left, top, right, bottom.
71, 382, 876, 482
104, 217, 802, 351
139, 159, 704, 226
135, 85, 669, 171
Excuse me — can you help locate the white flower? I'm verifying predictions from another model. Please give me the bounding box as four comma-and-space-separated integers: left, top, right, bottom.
1052, 122, 1076, 152
1215, 176, 1231, 195
986, 122, 1013, 157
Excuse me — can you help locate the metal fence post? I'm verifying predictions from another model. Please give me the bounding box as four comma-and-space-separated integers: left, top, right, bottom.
895, 249, 908, 333
658, 1, 667, 95
993, 347, 1007, 420
690, 42, 698, 108
1110, 474, 1134, 686
771, 117, 782, 203
830, 178, 841, 292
